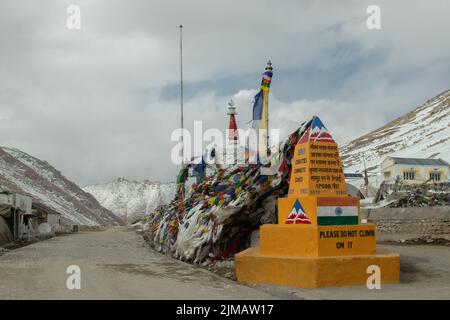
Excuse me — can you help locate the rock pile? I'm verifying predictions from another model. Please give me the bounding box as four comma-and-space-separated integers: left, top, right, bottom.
374, 180, 449, 208
388, 183, 449, 208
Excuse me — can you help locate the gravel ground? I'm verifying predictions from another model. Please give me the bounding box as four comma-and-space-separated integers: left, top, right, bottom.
1, 227, 449, 300
254, 243, 450, 300
0, 227, 275, 299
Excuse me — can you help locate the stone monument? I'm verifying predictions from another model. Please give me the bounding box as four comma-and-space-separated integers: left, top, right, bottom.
235, 116, 400, 288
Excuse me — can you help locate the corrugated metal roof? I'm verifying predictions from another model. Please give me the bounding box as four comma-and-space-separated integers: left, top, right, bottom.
344, 173, 364, 178
390, 157, 449, 166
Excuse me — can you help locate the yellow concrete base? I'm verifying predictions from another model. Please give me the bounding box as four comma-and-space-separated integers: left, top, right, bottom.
260, 224, 377, 257
235, 247, 400, 288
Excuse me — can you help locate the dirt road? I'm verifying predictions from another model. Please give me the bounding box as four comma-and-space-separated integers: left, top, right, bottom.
1, 227, 449, 300
0, 227, 275, 299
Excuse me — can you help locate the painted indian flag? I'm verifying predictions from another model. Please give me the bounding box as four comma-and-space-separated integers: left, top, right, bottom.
317, 206, 358, 226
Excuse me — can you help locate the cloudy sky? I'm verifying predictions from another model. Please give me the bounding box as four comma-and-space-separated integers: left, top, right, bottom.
1, 0, 449, 186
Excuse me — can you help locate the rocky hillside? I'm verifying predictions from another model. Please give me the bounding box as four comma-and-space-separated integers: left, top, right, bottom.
83, 178, 176, 223
341, 89, 450, 174
0, 147, 123, 226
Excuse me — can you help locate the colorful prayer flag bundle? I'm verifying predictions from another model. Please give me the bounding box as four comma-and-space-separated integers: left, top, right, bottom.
260, 70, 273, 91
142, 121, 312, 264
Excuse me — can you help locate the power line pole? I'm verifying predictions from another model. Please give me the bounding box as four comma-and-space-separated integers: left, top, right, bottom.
362, 153, 369, 186
179, 25, 184, 165
361, 153, 369, 197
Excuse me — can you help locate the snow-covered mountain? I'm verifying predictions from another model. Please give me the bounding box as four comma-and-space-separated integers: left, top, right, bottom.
83, 178, 176, 223
0, 147, 123, 226
341, 89, 450, 178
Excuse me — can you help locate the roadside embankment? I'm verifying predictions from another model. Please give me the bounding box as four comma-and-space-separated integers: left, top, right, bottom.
362, 206, 450, 241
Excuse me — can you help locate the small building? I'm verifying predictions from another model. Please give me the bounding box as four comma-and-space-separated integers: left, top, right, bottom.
380, 157, 449, 184
0, 191, 33, 242
0, 191, 63, 244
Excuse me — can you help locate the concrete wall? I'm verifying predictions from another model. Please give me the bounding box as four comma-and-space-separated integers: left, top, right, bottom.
361, 206, 450, 241
47, 213, 61, 228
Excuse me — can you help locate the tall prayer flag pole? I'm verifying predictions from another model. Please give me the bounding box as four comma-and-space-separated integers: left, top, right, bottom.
250, 61, 273, 163
260, 60, 273, 154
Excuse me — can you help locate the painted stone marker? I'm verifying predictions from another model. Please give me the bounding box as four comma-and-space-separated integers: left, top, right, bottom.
235, 116, 400, 288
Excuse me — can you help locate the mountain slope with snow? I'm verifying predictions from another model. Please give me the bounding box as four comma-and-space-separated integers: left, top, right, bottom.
0, 147, 122, 226
341, 89, 450, 177
83, 178, 176, 223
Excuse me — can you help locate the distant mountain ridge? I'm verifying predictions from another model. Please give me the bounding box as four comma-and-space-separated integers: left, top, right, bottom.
83, 178, 176, 223
0, 147, 123, 226
341, 89, 450, 175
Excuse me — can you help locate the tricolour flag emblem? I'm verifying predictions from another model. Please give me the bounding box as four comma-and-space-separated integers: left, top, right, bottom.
317, 206, 358, 226
285, 199, 311, 224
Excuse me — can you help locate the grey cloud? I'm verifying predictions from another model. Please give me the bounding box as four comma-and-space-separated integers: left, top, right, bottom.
0, 0, 449, 185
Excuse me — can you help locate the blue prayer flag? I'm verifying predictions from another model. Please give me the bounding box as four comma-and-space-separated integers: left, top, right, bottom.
252, 89, 263, 125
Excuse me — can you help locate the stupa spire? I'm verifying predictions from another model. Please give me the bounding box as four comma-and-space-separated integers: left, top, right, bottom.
227, 99, 239, 141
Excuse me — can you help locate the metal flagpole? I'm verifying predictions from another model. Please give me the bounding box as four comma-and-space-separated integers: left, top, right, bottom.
179, 25, 184, 165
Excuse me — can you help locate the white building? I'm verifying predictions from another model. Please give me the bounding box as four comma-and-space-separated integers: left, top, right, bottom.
380, 157, 449, 184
